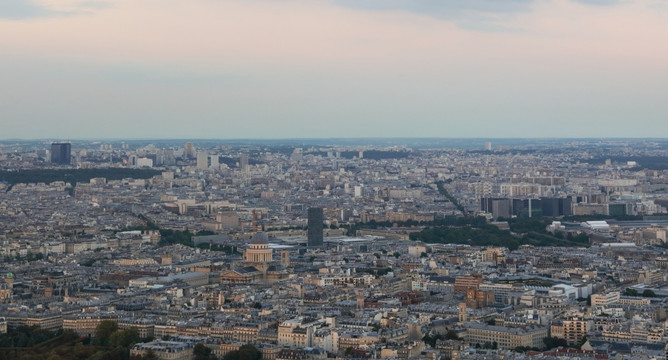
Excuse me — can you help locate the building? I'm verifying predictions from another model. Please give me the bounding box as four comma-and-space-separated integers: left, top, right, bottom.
480, 198, 512, 220
50, 142, 71, 165
136, 157, 153, 167
590, 292, 620, 307
197, 151, 209, 169
466, 288, 495, 308
278, 318, 317, 348
63, 313, 119, 337
244, 233, 273, 265
562, 318, 590, 345
464, 323, 548, 350
220, 232, 287, 283
3, 311, 62, 331
184, 142, 195, 159
541, 197, 573, 217
209, 154, 219, 169
131, 340, 194, 360
454, 274, 483, 294
240, 154, 249, 173
552, 314, 591, 345
307, 207, 324, 248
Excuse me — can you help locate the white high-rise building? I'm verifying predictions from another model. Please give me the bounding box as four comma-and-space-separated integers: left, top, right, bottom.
184, 142, 195, 159
197, 151, 208, 169
209, 154, 219, 169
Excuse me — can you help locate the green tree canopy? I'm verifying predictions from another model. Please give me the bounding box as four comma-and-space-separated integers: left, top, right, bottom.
108, 327, 140, 348
223, 344, 262, 360
194, 343, 216, 360
95, 320, 118, 346
624, 288, 639, 297
642, 289, 656, 297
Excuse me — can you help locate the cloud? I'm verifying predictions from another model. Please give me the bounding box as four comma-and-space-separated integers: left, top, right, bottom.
0, 0, 111, 20
0, 0, 59, 19
332, 0, 538, 31
333, 0, 536, 18
75, 1, 112, 10
571, 0, 624, 5
330, 0, 539, 31
331, 0, 630, 30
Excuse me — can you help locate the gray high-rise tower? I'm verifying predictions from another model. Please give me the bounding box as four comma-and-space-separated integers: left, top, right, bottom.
307, 207, 324, 248
50, 142, 71, 165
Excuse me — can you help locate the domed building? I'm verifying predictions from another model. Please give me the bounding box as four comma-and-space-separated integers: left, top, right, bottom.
221, 232, 289, 284
244, 232, 273, 266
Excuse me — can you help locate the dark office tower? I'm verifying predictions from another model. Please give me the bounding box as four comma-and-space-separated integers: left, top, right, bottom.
480, 198, 511, 220
307, 207, 324, 248
50, 143, 71, 165
541, 197, 573, 217
560, 197, 573, 216
541, 198, 560, 217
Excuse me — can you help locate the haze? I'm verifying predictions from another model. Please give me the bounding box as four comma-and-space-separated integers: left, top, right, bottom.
1, 0, 667, 139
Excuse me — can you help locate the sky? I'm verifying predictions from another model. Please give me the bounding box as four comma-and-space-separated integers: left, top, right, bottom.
0, 0, 667, 139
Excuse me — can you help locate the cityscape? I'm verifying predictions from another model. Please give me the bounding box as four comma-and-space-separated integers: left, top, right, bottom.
0, 138, 667, 359
2, 0, 668, 359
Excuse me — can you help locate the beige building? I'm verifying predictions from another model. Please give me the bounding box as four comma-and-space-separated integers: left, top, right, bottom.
464, 323, 548, 350
119, 319, 155, 339
590, 292, 620, 307
63, 313, 119, 337
338, 332, 379, 350
244, 234, 273, 264
4, 312, 62, 332
131, 340, 194, 360
454, 275, 483, 294
562, 318, 590, 345
278, 318, 315, 348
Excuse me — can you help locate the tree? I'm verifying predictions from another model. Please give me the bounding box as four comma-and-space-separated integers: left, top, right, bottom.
194, 343, 216, 360
108, 327, 140, 348
131, 349, 158, 360
95, 320, 118, 346
445, 330, 461, 340
223, 344, 262, 360
543, 336, 568, 350
143, 349, 159, 360
623, 288, 639, 297
642, 289, 656, 298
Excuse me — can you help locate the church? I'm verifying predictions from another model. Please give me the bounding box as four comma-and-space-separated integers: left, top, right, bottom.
220, 232, 289, 284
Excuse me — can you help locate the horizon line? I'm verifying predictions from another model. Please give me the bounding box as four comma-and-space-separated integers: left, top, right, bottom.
2, 136, 668, 142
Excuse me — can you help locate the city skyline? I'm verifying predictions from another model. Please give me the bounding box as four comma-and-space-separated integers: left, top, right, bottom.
1, 0, 667, 139
1, 132, 668, 356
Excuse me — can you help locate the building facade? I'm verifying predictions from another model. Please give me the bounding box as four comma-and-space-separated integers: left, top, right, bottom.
307, 207, 324, 247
